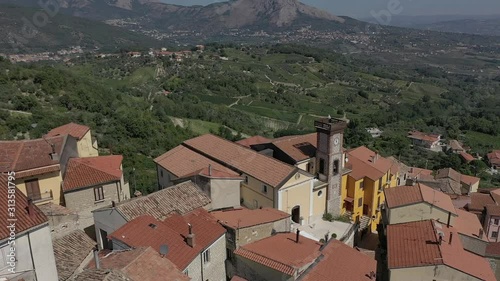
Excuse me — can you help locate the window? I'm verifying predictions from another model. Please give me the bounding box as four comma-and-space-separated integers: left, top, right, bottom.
94, 186, 104, 201
318, 190, 323, 197
202, 249, 210, 263
358, 198, 363, 207
183, 269, 189, 276
226, 248, 233, 260
333, 160, 339, 175
495, 219, 499, 225
319, 159, 325, 174
493, 232, 498, 238
160, 170, 163, 178
306, 163, 311, 173
378, 178, 383, 189
25, 179, 41, 201
359, 180, 364, 189
244, 176, 248, 184
262, 185, 268, 193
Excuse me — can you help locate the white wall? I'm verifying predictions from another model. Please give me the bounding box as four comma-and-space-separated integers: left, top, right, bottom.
0, 224, 58, 281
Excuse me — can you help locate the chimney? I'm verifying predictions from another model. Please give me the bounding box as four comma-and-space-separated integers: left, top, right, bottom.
208, 164, 212, 176
111, 201, 116, 208
446, 212, 451, 228
449, 232, 453, 245
405, 178, 415, 186
93, 246, 100, 269
26, 199, 35, 218
369, 271, 376, 280
134, 190, 142, 197
479, 229, 484, 239
186, 223, 195, 248
295, 229, 300, 243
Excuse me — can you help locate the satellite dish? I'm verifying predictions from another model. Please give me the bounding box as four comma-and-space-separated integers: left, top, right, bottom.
159, 244, 169, 256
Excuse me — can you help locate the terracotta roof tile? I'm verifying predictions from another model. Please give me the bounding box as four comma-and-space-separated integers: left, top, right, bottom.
15, 164, 60, 178
468, 193, 495, 212
347, 146, 397, 181
183, 134, 296, 187
73, 269, 131, 281
487, 150, 500, 166
454, 209, 488, 242
111, 181, 210, 221
182, 166, 242, 180
384, 183, 457, 215
459, 151, 475, 162
109, 209, 225, 270
436, 168, 462, 183
53, 230, 96, 280
154, 145, 238, 179
407, 130, 440, 143
271, 133, 317, 162
63, 156, 123, 192
46, 122, 90, 140
408, 167, 434, 181
88, 247, 189, 281
0, 174, 47, 240
230, 276, 248, 281
388, 220, 495, 280
211, 207, 290, 229
486, 204, 500, 216
300, 240, 376, 281
236, 136, 272, 148
460, 174, 480, 186
234, 233, 322, 276
486, 242, 500, 257
0, 136, 67, 174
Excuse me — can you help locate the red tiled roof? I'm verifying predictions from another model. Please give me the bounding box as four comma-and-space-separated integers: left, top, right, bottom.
234, 233, 321, 276
89, 247, 189, 281
112, 181, 211, 221
183, 134, 296, 187
46, 122, 90, 140
347, 146, 397, 181
211, 207, 290, 229
271, 133, 317, 162
109, 208, 225, 270
487, 150, 500, 166
230, 276, 248, 281
236, 136, 271, 148
454, 209, 488, 242
408, 167, 434, 181
63, 156, 123, 192
15, 164, 60, 178
0, 174, 47, 240
154, 145, 238, 179
0, 136, 66, 174
407, 130, 440, 143
384, 183, 457, 215
436, 168, 462, 183
468, 193, 495, 212
300, 240, 376, 281
486, 204, 500, 216
460, 174, 480, 186
388, 220, 495, 281
459, 151, 475, 162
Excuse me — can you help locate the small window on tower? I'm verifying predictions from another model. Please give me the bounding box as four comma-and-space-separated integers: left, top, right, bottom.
319, 159, 325, 174
333, 160, 339, 175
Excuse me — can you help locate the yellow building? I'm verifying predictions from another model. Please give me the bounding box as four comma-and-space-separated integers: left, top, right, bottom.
46, 122, 99, 158
341, 146, 399, 232
0, 135, 79, 205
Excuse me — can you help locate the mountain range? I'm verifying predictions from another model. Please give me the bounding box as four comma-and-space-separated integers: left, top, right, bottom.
1, 0, 347, 32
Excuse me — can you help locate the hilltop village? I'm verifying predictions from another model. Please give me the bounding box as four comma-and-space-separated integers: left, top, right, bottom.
1, 118, 499, 281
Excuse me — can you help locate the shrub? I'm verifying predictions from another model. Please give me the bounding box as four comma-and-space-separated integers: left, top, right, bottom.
322, 212, 333, 222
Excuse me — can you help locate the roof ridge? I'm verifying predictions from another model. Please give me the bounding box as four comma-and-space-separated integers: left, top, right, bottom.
416, 183, 426, 202
11, 141, 25, 171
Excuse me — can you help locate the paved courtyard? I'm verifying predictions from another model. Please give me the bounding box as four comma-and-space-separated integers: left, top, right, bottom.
292, 216, 352, 243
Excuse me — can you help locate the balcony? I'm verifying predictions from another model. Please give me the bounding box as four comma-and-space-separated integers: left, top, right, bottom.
30, 190, 53, 204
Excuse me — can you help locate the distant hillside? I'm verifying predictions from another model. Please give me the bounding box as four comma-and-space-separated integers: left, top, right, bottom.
362, 15, 500, 37
0, 0, 348, 33
414, 18, 500, 37
0, 4, 159, 53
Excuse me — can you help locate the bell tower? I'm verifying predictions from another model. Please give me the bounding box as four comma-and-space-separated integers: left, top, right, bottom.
314, 117, 347, 216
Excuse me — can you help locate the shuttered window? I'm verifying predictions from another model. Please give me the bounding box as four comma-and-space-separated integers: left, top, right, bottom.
25, 179, 41, 201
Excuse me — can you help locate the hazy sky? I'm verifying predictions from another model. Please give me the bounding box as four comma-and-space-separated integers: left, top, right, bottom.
161, 0, 500, 18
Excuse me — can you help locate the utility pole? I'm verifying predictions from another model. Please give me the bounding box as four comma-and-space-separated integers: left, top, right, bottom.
132, 167, 137, 192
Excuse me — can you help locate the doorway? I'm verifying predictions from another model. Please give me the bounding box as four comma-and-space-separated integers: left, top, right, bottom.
291, 205, 300, 223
